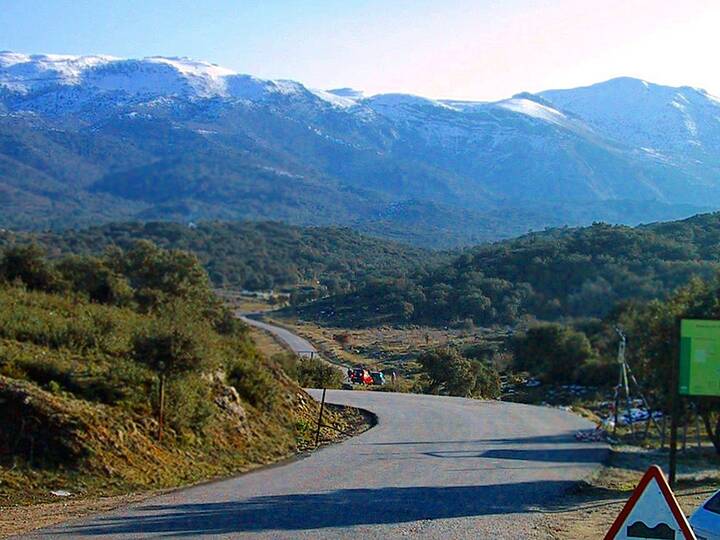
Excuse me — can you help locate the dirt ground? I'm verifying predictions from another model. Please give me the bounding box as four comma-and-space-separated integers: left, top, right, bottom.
0, 491, 160, 538
268, 317, 510, 373
540, 445, 720, 538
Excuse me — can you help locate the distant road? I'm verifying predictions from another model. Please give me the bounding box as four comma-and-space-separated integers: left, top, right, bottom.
238, 314, 318, 358
23, 390, 607, 539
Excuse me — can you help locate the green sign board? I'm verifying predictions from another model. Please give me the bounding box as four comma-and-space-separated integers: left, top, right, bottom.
679, 319, 720, 396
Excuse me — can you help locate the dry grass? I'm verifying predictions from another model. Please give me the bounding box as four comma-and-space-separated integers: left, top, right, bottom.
541, 446, 720, 539
267, 316, 507, 375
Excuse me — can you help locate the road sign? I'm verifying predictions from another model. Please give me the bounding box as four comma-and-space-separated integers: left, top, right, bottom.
604, 465, 696, 540
680, 319, 720, 396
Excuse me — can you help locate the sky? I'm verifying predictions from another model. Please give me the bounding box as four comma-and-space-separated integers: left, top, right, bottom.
1, 0, 719, 101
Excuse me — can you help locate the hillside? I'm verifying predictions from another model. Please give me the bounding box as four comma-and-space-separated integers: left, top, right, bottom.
0, 221, 439, 296
0, 241, 365, 507
296, 212, 720, 327
2, 53, 719, 246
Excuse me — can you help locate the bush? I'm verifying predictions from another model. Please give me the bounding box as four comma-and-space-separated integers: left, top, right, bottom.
163, 374, 216, 436
574, 356, 617, 387
470, 360, 502, 398
0, 243, 60, 292
228, 356, 280, 411
417, 348, 474, 397
296, 357, 343, 389
512, 324, 595, 384
56, 255, 133, 306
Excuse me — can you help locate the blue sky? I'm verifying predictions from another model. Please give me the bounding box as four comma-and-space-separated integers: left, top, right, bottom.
2, 0, 719, 100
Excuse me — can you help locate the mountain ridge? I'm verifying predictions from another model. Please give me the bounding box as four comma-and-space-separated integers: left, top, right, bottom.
2, 51, 719, 247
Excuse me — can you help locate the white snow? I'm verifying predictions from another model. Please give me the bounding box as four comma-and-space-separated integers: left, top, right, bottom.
0, 51, 310, 100
496, 97, 570, 126
310, 88, 358, 108
145, 56, 235, 79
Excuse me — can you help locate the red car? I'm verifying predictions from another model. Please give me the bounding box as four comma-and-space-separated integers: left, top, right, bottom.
350, 368, 374, 385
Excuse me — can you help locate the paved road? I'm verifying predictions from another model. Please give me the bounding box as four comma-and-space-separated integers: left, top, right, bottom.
22, 391, 607, 539
238, 314, 318, 358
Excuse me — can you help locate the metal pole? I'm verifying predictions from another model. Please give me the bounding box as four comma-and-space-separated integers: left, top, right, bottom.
626, 363, 663, 436
669, 319, 680, 487
613, 328, 626, 437
315, 388, 327, 447
623, 363, 635, 438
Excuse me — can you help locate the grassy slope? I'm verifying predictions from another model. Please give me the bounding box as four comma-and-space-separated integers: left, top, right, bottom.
0, 286, 364, 507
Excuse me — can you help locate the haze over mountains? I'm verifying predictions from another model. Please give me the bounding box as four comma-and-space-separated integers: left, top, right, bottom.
2, 52, 720, 247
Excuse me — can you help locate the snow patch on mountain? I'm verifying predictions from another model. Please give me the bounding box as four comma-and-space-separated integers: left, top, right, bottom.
0, 51, 315, 101
495, 97, 570, 126
328, 88, 364, 99
539, 77, 720, 158
310, 88, 358, 108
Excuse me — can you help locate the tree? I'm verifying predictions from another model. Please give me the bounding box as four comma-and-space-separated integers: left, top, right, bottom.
417, 348, 475, 397
616, 277, 720, 454
512, 324, 594, 384
0, 244, 59, 292
119, 240, 216, 313
131, 306, 216, 440
296, 356, 343, 389
56, 255, 133, 305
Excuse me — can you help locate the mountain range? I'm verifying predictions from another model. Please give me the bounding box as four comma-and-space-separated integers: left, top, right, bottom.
2, 52, 720, 247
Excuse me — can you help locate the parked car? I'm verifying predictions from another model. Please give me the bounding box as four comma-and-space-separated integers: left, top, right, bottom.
370, 371, 385, 385
690, 489, 720, 539
350, 368, 373, 385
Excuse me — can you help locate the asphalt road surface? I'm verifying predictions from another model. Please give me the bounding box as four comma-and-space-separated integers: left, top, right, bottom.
21, 391, 607, 539
238, 315, 318, 358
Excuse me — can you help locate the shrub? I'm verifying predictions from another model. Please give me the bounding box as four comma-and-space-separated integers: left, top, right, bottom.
56, 255, 133, 306
131, 305, 218, 439
0, 243, 60, 292
470, 360, 502, 398
296, 357, 343, 389
512, 324, 595, 384
227, 356, 280, 411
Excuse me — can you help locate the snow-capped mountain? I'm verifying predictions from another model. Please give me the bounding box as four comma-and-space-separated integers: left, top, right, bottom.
540, 77, 720, 170
1, 52, 720, 246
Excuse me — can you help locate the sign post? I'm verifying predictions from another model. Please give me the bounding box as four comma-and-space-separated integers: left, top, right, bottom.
604, 465, 696, 540
672, 319, 720, 485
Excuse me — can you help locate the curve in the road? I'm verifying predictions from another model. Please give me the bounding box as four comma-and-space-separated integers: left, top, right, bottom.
238, 314, 318, 358
21, 390, 607, 540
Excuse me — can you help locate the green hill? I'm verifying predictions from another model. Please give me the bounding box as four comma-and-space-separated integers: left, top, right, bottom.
0, 221, 440, 298
297, 212, 720, 327
0, 241, 362, 506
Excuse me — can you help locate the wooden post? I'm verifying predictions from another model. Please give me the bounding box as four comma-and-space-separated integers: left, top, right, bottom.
696, 404, 702, 450
315, 388, 327, 447
660, 414, 667, 450
158, 373, 166, 442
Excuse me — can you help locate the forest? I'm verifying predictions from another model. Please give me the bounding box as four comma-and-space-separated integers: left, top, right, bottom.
0, 221, 438, 299
299, 213, 720, 327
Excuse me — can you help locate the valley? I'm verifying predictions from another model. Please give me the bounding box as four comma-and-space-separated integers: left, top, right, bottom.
3, 34, 720, 539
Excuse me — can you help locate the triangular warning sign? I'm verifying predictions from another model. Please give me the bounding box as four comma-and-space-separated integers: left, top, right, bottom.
605, 465, 696, 539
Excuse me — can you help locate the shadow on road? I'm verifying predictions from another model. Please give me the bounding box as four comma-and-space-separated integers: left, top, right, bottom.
58, 481, 579, 536
424, 448, 606, 463
366, 433, 582, 446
